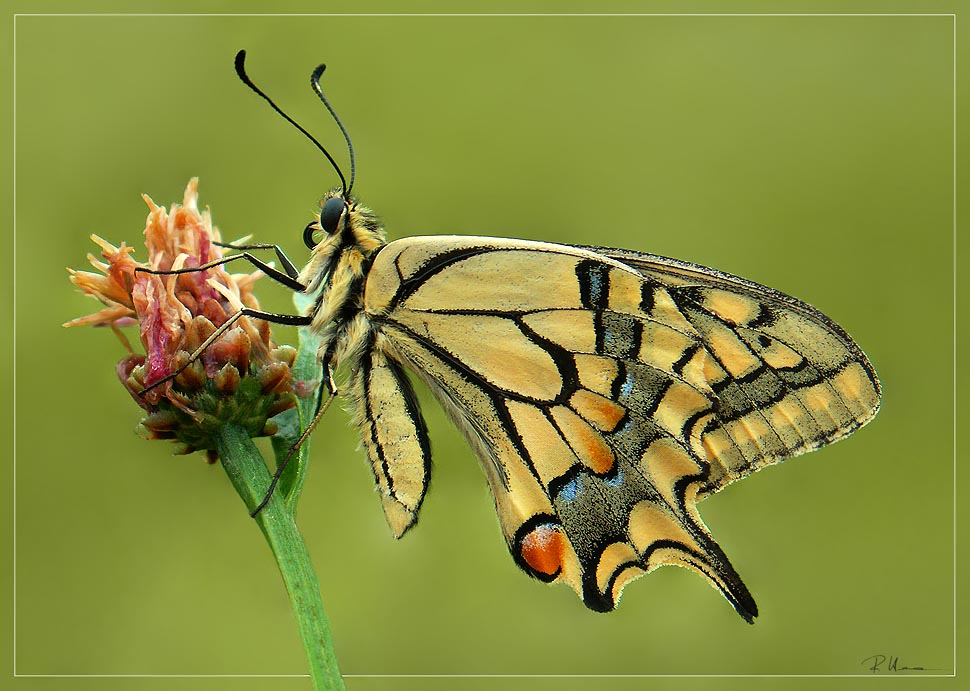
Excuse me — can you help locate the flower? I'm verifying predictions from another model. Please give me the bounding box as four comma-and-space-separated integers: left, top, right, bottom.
66, 178, 297, 461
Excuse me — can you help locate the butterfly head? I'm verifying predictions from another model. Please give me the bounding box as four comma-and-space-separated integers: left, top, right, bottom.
305, 190, 348, 249
304, 188, 385, 256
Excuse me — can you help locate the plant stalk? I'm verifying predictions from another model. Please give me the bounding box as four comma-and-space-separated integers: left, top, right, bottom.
216, 422, 344, 691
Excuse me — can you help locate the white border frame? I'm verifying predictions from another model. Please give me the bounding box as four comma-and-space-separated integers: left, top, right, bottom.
11, 11, 958, 681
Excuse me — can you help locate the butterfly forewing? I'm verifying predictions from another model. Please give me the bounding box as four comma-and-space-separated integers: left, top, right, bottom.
590, 247, 881, 495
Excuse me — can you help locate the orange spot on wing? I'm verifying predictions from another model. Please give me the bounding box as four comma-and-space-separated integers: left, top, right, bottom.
578, 428, 615, 474
551, 405, 615, 474
520, 524, 567, 577
570, 390, 626, 432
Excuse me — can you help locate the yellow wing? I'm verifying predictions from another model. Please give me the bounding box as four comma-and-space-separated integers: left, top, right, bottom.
352, 235, 880, 620
588, 245, 882, 496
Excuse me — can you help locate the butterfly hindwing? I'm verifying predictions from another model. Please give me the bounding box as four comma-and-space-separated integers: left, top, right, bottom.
356, 235, 879, 618
349, 335, 432, 538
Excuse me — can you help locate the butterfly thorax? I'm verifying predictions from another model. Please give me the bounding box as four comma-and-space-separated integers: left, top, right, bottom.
300, 194, 386, 366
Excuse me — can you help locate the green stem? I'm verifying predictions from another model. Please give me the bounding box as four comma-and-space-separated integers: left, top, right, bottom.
215, 423, 345, 691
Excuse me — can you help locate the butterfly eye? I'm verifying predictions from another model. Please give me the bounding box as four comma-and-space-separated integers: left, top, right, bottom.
320, 197, 346, 235
305, 197, 347, 249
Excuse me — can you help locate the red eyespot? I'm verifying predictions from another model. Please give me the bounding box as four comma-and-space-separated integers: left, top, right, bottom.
519, 523, 567, 578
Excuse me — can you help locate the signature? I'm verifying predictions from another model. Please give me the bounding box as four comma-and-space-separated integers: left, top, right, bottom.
861, 654, 938, 673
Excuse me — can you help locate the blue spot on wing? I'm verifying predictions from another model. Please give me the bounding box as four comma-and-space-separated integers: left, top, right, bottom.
558, 476, 580, 503
588, 270, 604, 307
605, 466, 624, 488
620, 371, 635, 398
603, 321, 619, 351
578, 260, 610, 310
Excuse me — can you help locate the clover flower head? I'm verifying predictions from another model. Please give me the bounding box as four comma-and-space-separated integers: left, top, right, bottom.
66, 178, 296, 460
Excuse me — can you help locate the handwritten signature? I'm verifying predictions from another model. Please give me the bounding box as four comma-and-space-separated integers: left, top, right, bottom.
861, 654, 936, 673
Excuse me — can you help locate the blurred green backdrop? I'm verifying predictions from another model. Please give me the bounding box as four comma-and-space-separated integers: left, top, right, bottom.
7, 5, 956, 691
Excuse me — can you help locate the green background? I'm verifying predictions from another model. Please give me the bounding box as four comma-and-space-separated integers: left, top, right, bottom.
4, 3, 962, 691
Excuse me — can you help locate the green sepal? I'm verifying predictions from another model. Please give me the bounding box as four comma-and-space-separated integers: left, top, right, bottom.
138, 373, 296, 453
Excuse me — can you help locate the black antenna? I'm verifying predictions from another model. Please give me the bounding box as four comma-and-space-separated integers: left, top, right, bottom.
234, 50, 348, 196
310, 64, 356, 195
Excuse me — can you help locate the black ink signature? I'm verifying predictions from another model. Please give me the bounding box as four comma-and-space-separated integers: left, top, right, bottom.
861, 654, 940, 673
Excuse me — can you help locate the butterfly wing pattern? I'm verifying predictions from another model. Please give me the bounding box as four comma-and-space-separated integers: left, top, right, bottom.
596, 246, 881, 497
219, 54, 879, 620
349, 235, 880, 621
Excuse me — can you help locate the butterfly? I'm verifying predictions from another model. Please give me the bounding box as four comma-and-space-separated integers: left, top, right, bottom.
145, 51, 882, 623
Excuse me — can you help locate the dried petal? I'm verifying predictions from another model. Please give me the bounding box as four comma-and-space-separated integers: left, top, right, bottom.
214, 363, 241, 396
259, 361, 293, 395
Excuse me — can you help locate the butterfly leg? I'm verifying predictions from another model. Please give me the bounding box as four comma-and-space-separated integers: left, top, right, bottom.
135, 251, 306, 291
212, 240, 302, 281
251, 353, 338, 517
